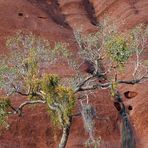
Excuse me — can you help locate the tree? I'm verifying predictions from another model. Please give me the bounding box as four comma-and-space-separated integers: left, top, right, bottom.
0, 22, 147, 148
0, 32, 75, 148
71, 22, 148, 148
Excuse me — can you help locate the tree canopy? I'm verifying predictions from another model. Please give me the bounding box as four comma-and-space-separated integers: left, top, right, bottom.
0, 23, 147, 148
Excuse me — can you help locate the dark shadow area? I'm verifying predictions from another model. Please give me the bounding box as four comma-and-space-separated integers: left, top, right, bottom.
124, 91, 137, 99
82, 0, 98, 26
84, 60, 95, 74
18, 12, 24, 16
27, 0, 71, 29
114, 102, 121, 112
128, 105, 133, 111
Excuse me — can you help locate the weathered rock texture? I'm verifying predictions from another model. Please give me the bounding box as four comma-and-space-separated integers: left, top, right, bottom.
90, 0, 148, 29
0, 0, 147, 148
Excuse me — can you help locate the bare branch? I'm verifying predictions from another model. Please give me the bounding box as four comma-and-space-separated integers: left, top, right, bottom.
13, 100, 46, 116
74, 75, 95, 93
117, 76, 148, 85
75, 76, 148, 93
18, 100, 46, 109
75, 82, 111, 92
12, 84, 30, 96
14, 91, 29, 96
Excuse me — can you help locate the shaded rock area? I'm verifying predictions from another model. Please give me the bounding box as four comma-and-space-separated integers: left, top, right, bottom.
0, 0, 147, 148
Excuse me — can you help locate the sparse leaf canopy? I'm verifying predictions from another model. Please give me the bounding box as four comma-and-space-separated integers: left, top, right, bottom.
74, 31, 101, 62
0, 22, 147, 148
105, 35, 132, 66
0, 32, 75, 129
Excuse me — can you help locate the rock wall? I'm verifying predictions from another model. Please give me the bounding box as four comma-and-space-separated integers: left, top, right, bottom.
58, 0, 98, 33
0, 0, 147, 148
90, 0, 148, 29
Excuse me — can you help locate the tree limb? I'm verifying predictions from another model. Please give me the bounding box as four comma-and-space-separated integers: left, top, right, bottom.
14, 100, 46, 116
14, 90, 29, 96
12, 84, 30, 96
117, 76, 148, 85
75, 82, 111, 92
75, 76, 148, 93
74, 75, 95, 93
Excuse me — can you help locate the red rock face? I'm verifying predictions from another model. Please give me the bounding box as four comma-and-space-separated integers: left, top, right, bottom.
58, 0, 98, 33
0, 0, 148, 148
90, 0, 148, 29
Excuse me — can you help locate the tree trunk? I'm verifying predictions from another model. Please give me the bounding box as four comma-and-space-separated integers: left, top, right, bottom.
58, 118, 72, 148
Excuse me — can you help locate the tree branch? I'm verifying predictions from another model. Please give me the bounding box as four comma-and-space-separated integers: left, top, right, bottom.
75, 82, 111, 92
15, 100, 46, 116
12, 84, 30, 96
117, 76, 148, 85
74, 75, 94, 93
75, 76, 148, 92
14, 91, 29, 96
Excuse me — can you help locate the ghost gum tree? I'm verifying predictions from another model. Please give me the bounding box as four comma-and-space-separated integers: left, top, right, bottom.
0, 32, 75, 148
72, 22, 148, 148
0, 22, 148, 148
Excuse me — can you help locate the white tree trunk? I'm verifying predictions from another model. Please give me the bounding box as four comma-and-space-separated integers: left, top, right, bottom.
58, 124, 71, 148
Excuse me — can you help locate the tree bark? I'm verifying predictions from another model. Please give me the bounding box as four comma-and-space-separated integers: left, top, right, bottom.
58, 118, 72, 148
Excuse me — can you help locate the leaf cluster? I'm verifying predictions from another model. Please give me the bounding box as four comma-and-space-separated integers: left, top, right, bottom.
0, 98, 10, 127
41, 74, 75, 127
104, 35, 132, 66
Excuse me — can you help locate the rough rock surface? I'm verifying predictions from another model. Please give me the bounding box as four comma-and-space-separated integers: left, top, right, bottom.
90, 0, 148, 29
0, 0, 147, 148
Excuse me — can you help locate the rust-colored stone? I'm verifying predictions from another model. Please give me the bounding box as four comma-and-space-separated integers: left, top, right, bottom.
0, 0, 147, 148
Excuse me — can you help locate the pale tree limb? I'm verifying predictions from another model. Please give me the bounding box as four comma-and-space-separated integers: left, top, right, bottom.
58, 116, 72, 148
6, 99, 46, 116
15, 100, 46, 116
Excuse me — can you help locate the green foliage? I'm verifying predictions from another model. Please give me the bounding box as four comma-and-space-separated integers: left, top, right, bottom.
105, 35, 132, 67
41, 74, 59, 93
41, 74, 75, 127
110, 81, 118, 97
0, 98, 10, 127
53, 86, 75, 127
0, 32, 76, 132
0, 32, 71, 96
85, 137, 101, 148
